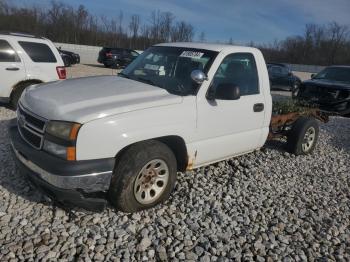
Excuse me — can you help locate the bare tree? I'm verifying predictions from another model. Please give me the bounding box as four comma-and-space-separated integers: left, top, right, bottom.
129, 14, 140, 39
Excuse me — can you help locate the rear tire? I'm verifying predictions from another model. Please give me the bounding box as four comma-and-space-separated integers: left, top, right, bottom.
286, 117, 319, 155
108, 140, 177, 213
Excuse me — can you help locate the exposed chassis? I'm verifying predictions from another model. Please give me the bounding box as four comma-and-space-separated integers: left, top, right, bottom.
268, 109, 329, 140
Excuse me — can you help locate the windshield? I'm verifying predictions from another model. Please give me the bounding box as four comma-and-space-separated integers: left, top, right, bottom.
120, 46, 218, 96
314, 67, 350, 82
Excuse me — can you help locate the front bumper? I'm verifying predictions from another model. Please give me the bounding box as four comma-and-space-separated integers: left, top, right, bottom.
9, 121, 115, 211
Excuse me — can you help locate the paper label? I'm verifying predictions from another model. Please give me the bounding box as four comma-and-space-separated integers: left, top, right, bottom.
180, 51, 204, 59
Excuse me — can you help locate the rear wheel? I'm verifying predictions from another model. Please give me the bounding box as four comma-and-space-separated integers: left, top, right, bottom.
108, 140, 177, 213
286, 117, 319, 155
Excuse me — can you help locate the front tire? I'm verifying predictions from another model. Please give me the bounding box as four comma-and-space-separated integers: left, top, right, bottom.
108, 140, 177, 213
63, 56, 71, 67
287, 117, 319, 155
291, 81, 300, 98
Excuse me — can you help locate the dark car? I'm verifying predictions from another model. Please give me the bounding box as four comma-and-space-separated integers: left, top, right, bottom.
58, 48, 80, 67
295, 66, 350, 116
267, 63, 301, 93
98, 47, 139, 68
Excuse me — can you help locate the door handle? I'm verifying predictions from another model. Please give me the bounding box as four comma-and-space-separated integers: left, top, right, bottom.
253, 103, 264, 112
6, 67, 20, 71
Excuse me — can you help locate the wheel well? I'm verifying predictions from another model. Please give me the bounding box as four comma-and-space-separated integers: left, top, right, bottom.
155, 136, 188, 172
10, 80, 43, 99
114, 136, 188, 172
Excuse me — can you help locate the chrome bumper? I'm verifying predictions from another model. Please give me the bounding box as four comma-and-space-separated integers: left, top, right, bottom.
12, 144, 113, 193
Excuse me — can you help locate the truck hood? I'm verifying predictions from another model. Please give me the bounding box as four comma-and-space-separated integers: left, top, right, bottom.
20, 76, 183, 123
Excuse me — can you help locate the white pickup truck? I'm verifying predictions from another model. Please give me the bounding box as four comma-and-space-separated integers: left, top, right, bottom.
10, 43, 326, 212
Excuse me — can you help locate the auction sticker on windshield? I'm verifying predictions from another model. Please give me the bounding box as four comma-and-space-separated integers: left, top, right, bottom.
180, 51, 204, 59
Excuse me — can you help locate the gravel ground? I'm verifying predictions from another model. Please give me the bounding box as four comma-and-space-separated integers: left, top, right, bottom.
0, 104, 349, 261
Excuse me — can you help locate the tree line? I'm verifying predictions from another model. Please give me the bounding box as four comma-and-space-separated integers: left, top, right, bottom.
1, 0, 349, 66
0, 0, 195, 49
255, 22, 350, 66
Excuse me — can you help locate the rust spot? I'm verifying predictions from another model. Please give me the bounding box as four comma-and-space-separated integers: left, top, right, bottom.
268, 109, 329, 140
186, 151, 197, 171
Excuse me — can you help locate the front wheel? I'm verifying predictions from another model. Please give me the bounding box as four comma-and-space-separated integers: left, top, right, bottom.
63, 56, 71, 67
286, 117, 319, 155
291, 81, 300, 98
108, 140, 177, 213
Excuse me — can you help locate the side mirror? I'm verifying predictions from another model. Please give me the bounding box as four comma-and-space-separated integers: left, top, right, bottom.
211, 83, 241, 100
191, 70, 208, 84
311, 73, 316, 79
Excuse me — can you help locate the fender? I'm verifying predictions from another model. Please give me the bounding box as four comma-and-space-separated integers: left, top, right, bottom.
76, 96, 197, 161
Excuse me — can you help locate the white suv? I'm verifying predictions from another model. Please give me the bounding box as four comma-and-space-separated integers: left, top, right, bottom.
0, 32, 66, 108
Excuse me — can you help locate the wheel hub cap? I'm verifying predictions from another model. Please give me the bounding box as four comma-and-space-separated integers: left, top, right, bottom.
133, 159, 169, 205
302, 127, 316, 152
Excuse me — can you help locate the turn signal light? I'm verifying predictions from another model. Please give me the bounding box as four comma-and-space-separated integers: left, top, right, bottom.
66, 147, 76, 161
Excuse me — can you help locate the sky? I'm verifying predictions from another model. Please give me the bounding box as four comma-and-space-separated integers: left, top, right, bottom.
11, 0, 350, 44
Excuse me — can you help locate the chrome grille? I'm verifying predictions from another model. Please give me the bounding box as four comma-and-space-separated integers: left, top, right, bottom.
17, 105, 47, 149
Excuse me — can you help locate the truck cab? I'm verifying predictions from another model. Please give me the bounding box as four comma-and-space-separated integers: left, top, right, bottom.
10, 43, 272, 212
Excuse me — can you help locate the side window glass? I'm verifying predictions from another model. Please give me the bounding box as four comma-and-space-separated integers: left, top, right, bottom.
0, 40, 20, 62
211, 52, 259, 96
18, 41, 57, 63
281, 67, 289, 76
271, 66, 282, 74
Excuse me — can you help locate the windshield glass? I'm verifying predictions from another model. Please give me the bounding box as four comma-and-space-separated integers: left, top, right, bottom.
121, 46, 218, 95
314, 67, 350, 82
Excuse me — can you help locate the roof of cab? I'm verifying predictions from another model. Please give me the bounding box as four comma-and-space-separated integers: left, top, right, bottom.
155, 42, 259, 53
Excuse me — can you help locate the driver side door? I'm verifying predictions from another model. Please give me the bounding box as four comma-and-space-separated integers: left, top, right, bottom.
195, 52, 266, 166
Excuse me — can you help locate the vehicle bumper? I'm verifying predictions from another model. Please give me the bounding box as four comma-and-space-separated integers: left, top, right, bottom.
302, 99, 350, 115
9, 120, 115, 211
102, 59, 118, 66
0, 97, 10, 104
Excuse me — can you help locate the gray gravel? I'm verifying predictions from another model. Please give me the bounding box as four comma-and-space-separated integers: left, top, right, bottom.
0, 106, 349, 261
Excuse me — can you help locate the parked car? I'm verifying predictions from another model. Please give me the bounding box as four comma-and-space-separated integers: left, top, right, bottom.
0, 32, 66, 108
267, 63, 301, 93
57, 47, 80, 67
97, 47, 139, 68
295, 65, 350, 116
10, 43, 323, 212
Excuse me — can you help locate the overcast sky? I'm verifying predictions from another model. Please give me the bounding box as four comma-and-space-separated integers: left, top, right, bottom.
12, 0, 350, 43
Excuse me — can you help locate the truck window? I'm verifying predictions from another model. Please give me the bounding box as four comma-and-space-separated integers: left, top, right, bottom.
121, 46, 218, 96
18, 41, 57, 63
212, 53, 259, 96
0, 40, 20, 62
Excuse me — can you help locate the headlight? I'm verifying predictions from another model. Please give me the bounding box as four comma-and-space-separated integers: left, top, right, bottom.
46, 121, 81, 141
44, 121, 81, 161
